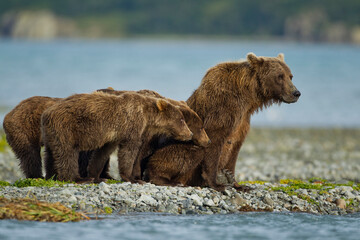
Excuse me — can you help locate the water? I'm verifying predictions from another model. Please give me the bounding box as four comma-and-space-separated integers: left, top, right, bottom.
0, 213, 359, 240
0, 39, 359, 127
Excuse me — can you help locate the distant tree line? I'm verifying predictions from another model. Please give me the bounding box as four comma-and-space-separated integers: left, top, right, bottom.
1, 0, 360, 43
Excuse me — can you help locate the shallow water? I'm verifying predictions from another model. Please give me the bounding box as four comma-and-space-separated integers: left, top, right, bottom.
1, 213, 359, 240
0, 39, 359, 127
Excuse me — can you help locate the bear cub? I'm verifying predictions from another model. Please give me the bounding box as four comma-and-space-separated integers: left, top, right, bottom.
41, 92, 194, 182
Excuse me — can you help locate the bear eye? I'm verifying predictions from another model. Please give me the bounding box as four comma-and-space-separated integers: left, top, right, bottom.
278, 74, 284, 79
290, 74, 293, 80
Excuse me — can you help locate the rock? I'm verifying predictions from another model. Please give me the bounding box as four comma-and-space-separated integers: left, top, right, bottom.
68, 195, 77, 203
325, 197, 333, 203
189, 194, 203, 206
231, 193, 247, 207
344, 191, 355, 199
157, 205, 166, 212
335, 199, 346, 209
263, 196, 274, 207
99, 182, 110, 193
166, 204, 179, 214
224, 189, 232, 196
60, 189, 72, 196
204, 199, 216, 207
137, 194, 158, 207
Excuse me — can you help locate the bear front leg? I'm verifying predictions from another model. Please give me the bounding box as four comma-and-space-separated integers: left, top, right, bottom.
51, 145, 83, 182
44, 145, 56, 180
87, 142, 118, 182
201, 142, 226, 192
118, 141, 142, 183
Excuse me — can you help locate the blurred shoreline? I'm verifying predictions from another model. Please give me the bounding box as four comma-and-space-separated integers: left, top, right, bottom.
1, 9, 360, 44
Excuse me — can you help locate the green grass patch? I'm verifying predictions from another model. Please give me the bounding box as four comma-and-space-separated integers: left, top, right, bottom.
104, 206, 113, 214
106, 179, 123, 184
0, 181, 11, 187
0, 134, 9, 152
279, 179, 305, 185
238, 180, 268, 185
271, 178, 360, 206
13, 178, 75, 188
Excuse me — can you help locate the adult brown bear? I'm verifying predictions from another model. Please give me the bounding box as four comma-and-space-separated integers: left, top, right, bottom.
2, 88, 115, 179
41, 92, 194, 182
145, 53, 300, 191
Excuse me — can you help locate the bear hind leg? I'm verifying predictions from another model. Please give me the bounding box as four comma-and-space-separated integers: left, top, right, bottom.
18, 145, 43, 178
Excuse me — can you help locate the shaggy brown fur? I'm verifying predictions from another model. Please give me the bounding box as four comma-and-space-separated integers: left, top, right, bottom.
2, 88, 115, 179
3, 96, 61, 178
146, 53, 300, 191
128, 92, 211, 182
41, 92, 193, 182
81, 88, 210, 183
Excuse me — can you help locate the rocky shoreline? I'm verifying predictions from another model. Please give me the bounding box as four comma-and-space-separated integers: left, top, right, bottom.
1, 128, 359, 216
1, 180, 359, 216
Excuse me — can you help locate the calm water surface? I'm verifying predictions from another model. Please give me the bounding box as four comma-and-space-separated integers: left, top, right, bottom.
0, 213, 359, 240
0, 39, 359, 127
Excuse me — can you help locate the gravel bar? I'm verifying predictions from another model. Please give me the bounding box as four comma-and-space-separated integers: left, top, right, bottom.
0, 128, 359, 215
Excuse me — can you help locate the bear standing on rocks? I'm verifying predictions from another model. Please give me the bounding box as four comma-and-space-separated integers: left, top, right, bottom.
145, 53, 300, 191
129, 92, 211, 183
2, 88, 115, 179
41, 92, 194, 182
3, 96, 61, 178
77, 88, 211, 183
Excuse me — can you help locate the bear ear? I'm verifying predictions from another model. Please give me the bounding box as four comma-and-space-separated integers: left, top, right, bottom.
247, 52, 264, 67
156, 99, 168, 112
277, 53, 285, 61
107, 87, 114, 90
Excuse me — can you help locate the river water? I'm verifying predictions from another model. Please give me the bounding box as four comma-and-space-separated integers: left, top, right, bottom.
0, 39, 359, 127
1, 212, 359, 240
0, 39, 359, 239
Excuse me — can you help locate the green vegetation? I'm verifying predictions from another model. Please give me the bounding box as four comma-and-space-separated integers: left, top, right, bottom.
13, 178, 75, 188
0, 133, 9, 153
271, 179, 359, 206
272, 178, 358, 193
104, 206, 113, 214
0, 0, 359, 42
238, 180, 267, 185
106, 179, 123, 184
0, 178, 123, 188
0, 181, 11, 187
0, 196, 89, 222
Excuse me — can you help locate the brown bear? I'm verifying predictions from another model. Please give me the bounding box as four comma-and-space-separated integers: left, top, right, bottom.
127, 92, 211, 183
145, 53, 300, 191
41, 91, 194, 182
79, 88, 211, 183
3, 96, 61, 178
2, 88, 115, 179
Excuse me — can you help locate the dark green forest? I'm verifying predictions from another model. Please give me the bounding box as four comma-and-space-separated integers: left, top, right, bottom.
1, 0, 360, 42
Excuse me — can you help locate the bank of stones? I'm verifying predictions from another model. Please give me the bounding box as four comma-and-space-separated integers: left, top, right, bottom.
1, 181, 359, 216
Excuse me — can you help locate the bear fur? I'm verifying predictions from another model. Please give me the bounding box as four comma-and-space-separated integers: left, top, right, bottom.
41, 92, 194, 182
3, 96, 61, 178
126, 91, 211, 182
2, 88, 114, 179
79, 88, 211, 183
145, 53, 300, 191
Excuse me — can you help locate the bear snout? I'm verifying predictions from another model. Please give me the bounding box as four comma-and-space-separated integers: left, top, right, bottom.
293, 90, 301, 98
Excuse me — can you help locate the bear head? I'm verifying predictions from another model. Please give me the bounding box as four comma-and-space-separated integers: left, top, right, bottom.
247, 52, 301, 104
154, 99, 193, 141
177, 103, 211, 147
